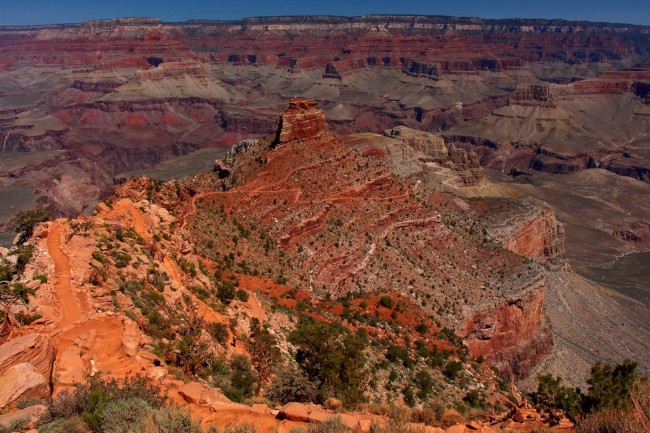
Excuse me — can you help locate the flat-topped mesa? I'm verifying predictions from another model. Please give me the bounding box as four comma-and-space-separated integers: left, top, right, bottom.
272, 98, 328, 146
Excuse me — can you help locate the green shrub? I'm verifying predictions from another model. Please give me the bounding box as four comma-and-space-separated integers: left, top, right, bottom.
92, 251, 105, 263
531, 359, 643, 424
208, 322, 229, 345
0, 416, 30, 433
584, 359, 639, 412
443, 361, 463, 380
379, 296, 394, 308
414, 370, 434, 400
38, 416, 87, 433
415, 323, 428, 335
224, 355, 258, 402
463, 390, 487, 409
14, 310, 42, 325
385, 345, 413, 368
292, 417, 348, 433
235, 289, 249, 302
11, 209, 49, 244
100, 398, 155, 433
217, 280, 236, 305
289, 315, 367, 407
249, 320, 281, 391
180, 260, 197, 278
429, 346, 450, 368
33, 274, 48, 283
156, 407, 205, 433
10, 282, 34, 304
403, 386, 416, 407
267, 365, 319, 404
49, 375, 166, 421
531, 374, 582, 422
16, 398, 44, 409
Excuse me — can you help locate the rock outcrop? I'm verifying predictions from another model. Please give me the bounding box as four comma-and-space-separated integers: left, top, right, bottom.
485, 200, 566, 262
0, 333, 54, 409
383, 126, 484, 186
462, 274, 553, 378
0, 363, 50, 409
273, 99, 328, 146
0, 333, 54, 379
503, 206, 566, 260
0, 404, 47, 430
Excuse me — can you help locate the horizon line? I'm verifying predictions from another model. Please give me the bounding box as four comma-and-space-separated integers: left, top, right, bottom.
1, 13, 648, 29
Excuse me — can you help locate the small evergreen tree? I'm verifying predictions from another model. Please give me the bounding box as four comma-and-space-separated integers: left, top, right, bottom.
10, 209, 50, 244
584, 359, 639, 412
531, 373, 582, 422
289, 315, 367, 407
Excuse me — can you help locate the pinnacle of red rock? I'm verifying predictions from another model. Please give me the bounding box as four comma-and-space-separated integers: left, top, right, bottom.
273, 98, 328, 146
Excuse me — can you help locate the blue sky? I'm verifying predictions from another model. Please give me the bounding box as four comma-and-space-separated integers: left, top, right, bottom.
1, 0, 648, 26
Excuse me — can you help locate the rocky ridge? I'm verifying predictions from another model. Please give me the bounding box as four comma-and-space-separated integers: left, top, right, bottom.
192, 100, 556, 378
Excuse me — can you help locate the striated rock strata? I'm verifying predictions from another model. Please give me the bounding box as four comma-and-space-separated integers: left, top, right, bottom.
273, 98, 328, 145
463, 274, 552, 378
0, 333, 54, 380
484, 199, 566, 262
384, 126, 483, 186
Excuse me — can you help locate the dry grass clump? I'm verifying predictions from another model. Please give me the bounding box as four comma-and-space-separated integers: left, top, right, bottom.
440, 409, 464, 428
577, 382, 650, 433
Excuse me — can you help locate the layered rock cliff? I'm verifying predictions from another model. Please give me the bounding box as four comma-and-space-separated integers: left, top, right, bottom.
273, 98, 328, 145
383, 126, 484, 186
479, 199, 566, 262
463, 273, 552, 378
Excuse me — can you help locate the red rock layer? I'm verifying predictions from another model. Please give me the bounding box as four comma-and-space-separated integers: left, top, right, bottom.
463, 275, 552, 378
273, 99, 328, 145
504, 207, 566, 259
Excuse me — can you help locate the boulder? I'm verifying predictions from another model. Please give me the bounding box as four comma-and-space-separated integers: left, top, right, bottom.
209, 401, 250, 413
0, 404, 47, 429
25, 280, 42, 290
277, 402, 310, 422
0, 333, 54, 380
146, 366, 166, 380
306, 409, 331, 423
0, 363, 49, 409
201, 387, 230, 406
53, 346, 85, 386
340, 414, 366, 430
179, 381, 203, 405
250, 404, 271, 415
121, 319, 140, 356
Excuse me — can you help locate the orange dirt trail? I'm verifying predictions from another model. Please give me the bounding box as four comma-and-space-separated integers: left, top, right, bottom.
47, 222, 84, 328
